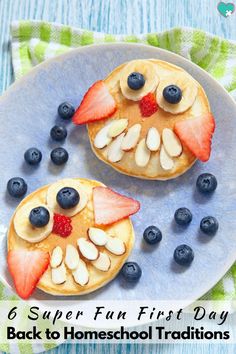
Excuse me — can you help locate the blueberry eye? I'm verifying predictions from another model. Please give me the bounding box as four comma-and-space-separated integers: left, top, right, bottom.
127, 72, 145, 90
56, 187, 80, 209
29, 206, 50, 228
163, 85, 182, 104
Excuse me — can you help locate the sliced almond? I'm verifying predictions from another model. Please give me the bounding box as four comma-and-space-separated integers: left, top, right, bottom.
88, 227, 108, 246
162, 128, 182, 157
92, 252, 111, 272
77, 238, 99, 260
51, 262, 67, 285
107, 133, 125, 162
121, 124, 141, 151
94, 122, 113, 149
72, 259, 89, 286
135, 138, 151, 167
65, 244, 80, 270
108, 119, 128, 138
160, 145, 174, 170
105, 236, 126, 255
146, 127, 160, 152
50, 246, 63, 268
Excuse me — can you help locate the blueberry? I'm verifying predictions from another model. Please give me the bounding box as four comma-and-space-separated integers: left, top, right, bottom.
200, 216, 219, 235
163, 85, 182, 104
50, 147, 69, 165
24, 148, 42, 165
50, 125, 67, 141
143, 225, 162, 245
127, 72, 145, 90
58, 102, 75, 120
121, 262, 142, 282
174, 244, 194, 266
7, 177, 27, 198
56, 187, 80, 209
174, 207, 192, 226
196, 173, 217, 194
29, 206, 50, 228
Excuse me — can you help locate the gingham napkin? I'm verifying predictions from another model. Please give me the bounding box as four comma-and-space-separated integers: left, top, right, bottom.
4, 20, 236, 353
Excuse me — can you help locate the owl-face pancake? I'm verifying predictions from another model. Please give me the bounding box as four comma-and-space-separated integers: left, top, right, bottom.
73, 59, 215, 180
7, 178, 139, 298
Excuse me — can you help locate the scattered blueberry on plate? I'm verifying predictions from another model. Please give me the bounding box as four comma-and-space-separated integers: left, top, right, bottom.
121, 262, 142, 282
24, 147, 42, 165
29, 206, 50, 227
7, 177, 27, 198
50, 125, 67, 141
174, 207, 192, 226
58, 102, 75, 120
57, 187, 80, 209
50, 147, 69, 165
127, 72, 145, 90
200, 216, 219, 235
143, 225, 162, 245
174, 244, 194, 266
196, 173, 217, 194
163, 85, 182, 104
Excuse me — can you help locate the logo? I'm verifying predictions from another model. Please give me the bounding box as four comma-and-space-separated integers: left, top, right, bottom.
217, 2, 235, 17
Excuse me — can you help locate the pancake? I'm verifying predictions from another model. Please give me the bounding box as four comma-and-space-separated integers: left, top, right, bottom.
87, 59, 211, 180
7, 178, 135, 296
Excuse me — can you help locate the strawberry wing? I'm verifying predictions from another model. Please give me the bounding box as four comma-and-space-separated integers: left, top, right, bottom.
174, 113, 215, 162
73, 81, 116, 125
8, 249, 50, 299
93, 187, 140, 225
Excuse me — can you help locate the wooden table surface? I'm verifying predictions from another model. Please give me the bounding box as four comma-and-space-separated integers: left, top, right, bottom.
0, 0, 235, 353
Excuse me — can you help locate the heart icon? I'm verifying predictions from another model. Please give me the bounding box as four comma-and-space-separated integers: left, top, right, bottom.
217, 2, 235, 17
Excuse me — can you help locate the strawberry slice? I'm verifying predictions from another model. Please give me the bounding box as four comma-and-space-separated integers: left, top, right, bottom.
73, 80, 117, 125
174, 113, 215, 162
93, 187, 140, 225
8, 249, 50, 299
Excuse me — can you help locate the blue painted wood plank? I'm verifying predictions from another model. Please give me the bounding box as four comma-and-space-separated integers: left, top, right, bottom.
0, 0, 235, 94
0, 1, 235, 353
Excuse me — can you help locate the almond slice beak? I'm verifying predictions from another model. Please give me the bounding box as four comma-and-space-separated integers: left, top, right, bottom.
135, 138, 151, 167
160, 145, 174, 170
121, 124, 141, 151
107, 133, 125, 162
50, 246, 63, 268
88, 227, 108, 246
77, 238, 99, 260
92, 252, 111, 272
146, 127, 160, 152
162, 128, 182, 157
108, 119, 128, 138
105, 236, 126, 255
51, 262, 67, 284
72, 259, 89, 286
94, 122, 113, 149
65, 244, 80, 270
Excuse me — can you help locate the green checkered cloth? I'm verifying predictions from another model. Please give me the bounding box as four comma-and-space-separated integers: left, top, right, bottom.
5, 20, 236, 353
